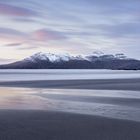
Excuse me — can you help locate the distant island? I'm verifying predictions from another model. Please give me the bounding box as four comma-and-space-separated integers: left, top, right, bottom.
0, 52, 140, 70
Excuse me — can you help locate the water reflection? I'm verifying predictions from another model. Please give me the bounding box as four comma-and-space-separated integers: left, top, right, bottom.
0, 87, 140, 122
0, 87, 55, 110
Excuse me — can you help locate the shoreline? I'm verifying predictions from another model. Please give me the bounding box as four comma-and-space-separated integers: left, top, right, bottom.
0, 78, 140, 91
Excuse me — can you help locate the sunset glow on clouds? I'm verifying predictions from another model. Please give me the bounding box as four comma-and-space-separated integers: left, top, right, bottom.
0, 0, 140, 63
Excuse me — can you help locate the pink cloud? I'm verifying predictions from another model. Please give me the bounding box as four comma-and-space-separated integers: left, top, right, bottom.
0, 3, 37, 17
0, 28, 67, 47
31, 29, 66, 41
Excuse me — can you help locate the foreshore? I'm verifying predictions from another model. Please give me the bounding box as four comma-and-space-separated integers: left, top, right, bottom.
0, 78, 140, 91
0, 110, 139, 140
0, 78, 140, 140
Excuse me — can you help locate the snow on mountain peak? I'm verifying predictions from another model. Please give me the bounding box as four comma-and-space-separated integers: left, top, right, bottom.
24, 52, 131, 63
115, 53, 127, 59
92, 51, 104, 57
25, 52, 73, 62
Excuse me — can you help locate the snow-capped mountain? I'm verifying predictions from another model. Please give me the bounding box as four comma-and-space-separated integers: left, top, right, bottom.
24, 52, 73, 63
86, 52, 129, 61
24, 52, 130, 63
0, 52, 139, 70
24, 52, 86, 63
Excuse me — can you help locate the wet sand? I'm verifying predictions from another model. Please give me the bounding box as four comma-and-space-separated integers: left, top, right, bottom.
0, 78, 140, 139
0, 110, 140, 140
0, 78, 140, 91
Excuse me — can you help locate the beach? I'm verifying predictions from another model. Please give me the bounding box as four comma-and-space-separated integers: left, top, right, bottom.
0, 110, 140, 140
0, 70, 139, 139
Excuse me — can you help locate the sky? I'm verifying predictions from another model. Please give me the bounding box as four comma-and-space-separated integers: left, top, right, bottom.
0, 0, 140, 64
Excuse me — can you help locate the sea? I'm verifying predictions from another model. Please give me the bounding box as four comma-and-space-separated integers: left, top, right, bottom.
0, 69, 139, 81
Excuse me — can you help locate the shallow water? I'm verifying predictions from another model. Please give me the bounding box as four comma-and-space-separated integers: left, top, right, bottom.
0, 69, 140, 81
0, 87, 140, 122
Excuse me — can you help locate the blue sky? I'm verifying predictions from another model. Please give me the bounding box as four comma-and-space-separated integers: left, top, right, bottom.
0, 0, 140, 63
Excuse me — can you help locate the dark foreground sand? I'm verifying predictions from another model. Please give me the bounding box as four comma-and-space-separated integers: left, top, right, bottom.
0, 110, 140, 140
0, 78, 140, 91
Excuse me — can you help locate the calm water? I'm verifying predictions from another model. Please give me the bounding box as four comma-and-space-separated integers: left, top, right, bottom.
0, 69, 140, 81
0, 87, 140, 122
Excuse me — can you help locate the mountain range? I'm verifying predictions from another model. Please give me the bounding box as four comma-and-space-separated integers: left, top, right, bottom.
0, 52, 140, 70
